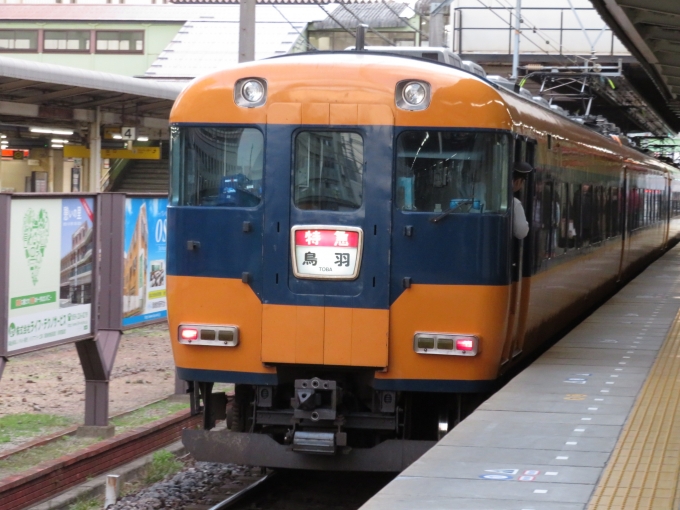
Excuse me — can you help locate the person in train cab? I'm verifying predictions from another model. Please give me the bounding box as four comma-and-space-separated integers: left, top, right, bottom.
512, 162, 533, 239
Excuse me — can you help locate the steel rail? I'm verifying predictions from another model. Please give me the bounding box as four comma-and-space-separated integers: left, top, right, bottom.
208, 472, 277, 510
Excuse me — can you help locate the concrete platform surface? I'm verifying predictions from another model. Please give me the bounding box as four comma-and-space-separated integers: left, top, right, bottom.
361, 246, 680, 510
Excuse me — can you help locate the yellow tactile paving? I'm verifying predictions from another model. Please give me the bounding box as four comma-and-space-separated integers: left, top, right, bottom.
588, 308, 680, 510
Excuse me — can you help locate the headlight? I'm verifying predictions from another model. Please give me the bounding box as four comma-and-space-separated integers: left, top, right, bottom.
242, 80, 264, 103
234, 78, 267, 108
395, 80, 431, 111
403, 82, 426, 106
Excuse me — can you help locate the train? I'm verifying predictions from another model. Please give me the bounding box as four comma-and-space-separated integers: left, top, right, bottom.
167, 48, 680, 471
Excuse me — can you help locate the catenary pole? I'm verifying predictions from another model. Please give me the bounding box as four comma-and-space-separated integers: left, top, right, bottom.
511, 0, 521, 80
239, 0, 256, 63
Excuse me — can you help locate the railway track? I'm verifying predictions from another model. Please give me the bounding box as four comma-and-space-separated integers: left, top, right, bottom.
108, 461, 394, 510
206, 470, 394, 510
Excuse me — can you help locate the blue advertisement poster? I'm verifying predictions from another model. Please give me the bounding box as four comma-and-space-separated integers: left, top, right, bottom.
122, 198, 168, 327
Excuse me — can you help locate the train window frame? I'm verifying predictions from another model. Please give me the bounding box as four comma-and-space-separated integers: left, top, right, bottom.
394, 129, 512, 215
170, 124, 265, 208
292, 129, 365, 212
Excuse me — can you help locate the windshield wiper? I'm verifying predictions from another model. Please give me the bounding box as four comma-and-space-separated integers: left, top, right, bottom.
429, 200, 473, 223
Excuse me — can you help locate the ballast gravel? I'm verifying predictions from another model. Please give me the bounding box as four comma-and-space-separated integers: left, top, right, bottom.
108, 462, 260, 510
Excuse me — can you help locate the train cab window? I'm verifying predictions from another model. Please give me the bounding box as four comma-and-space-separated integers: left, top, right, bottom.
170, 126, 264, 207
293, 131, 364, 211
395, 130, 510, 213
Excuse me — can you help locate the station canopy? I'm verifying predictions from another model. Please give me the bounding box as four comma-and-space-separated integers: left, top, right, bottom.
591, 0, 680, 133
0, 56, 184, 147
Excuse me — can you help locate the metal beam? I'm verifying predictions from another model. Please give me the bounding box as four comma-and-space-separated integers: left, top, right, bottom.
618, 0, 680, 16
0, 79, 37, 92
638, 26, 680, 44
134, 100, 173, 114
627, 10, 680, 28
73, 94, 136, 109
655, 52, 680, 67
0, 99, 170, 129
14, 87, 92, 104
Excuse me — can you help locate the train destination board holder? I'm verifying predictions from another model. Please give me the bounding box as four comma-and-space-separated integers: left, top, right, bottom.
290, 225, 364, 280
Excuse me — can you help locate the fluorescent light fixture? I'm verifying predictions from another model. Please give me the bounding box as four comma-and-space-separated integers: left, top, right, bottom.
30, 127, 74, 136
51, 139, 69, 144
51, 144, 64, 148
137, 136, 149, 142
112, 134, 123, 140
0, 135, 6, 139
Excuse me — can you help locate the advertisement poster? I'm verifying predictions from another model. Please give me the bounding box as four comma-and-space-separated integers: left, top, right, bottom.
122, 198, 168, 327
7, 198, 94, 352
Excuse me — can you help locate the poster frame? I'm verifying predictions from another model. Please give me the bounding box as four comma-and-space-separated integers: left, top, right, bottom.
121, 192, 168, 332
0, 193, 98, 357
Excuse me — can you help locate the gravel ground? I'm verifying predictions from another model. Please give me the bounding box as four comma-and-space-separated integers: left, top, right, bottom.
0, 324, 177, 452
109, 462, 259, 510
111, 463, 395, 510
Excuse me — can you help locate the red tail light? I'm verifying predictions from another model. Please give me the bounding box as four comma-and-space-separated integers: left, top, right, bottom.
456, 338, 475, 351
180, 327, 199, 341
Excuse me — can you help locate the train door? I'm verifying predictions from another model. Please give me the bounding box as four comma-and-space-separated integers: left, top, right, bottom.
502, 137, 535, 363
260, 104, 393, 368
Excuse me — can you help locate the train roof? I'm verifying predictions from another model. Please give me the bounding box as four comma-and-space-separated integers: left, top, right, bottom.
172, 50, 680, 178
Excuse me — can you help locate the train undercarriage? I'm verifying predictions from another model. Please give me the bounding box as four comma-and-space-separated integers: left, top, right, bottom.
185, 368, 489, 471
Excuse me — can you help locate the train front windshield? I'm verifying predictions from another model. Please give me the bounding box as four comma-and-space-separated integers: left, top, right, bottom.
170, 126, 264, 207
396, 131, 510, 214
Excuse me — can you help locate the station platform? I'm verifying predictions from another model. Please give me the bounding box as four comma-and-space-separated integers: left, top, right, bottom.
361, 245, 680, 510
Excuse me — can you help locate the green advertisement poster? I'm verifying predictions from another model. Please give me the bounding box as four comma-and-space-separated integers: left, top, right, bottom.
7, 198, 94, 352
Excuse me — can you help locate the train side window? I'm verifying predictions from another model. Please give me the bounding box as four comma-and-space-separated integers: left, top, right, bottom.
572, 184, 583, 248
591, 186, 601, 244
395, 130, 510, 214
557, 182, 569, 253
673, 189, 680, 216
610, 187, 620, 236
170, 126, 264, 207
293, 131, 363, 211
581, 184, 593, 246
541, 180, 556, 259
595, 185, 605, 242
643, 189, 649, 225
630, 187, 640, 229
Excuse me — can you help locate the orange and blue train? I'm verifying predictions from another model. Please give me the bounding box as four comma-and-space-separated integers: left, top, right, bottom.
167, 50, 680, 471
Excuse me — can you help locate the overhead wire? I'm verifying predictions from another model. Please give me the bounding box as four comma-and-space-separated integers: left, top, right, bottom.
380, 0, 426, 38
314, 2, 359, 42
272, 4, 318, 51
473, 0, 572, 63
486, 0, 592, 66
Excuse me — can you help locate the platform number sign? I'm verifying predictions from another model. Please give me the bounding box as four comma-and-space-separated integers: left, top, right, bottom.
121, 127, 136, 140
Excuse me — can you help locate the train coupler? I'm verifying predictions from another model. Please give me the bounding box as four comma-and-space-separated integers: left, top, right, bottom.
292, 377, 339, 421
